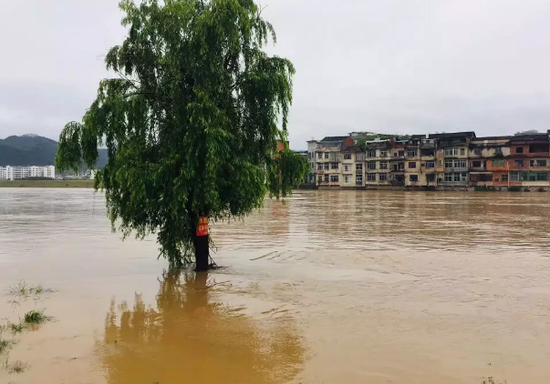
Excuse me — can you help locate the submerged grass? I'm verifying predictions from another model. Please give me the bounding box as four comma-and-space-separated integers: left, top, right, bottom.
8, 321, 25, 334
481, 378, 508, 384
0, 339, 13, 354
5, 359, 28, 374
23, 310, 50, 325
7, 281, 53, 298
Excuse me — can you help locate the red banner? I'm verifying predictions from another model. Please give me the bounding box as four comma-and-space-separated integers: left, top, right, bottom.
196, 216, 209, 237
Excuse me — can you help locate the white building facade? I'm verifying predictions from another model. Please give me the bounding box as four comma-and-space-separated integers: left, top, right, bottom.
0, 166, 55, 180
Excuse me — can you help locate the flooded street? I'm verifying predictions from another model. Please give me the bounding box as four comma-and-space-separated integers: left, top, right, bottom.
1, 189, 550, 384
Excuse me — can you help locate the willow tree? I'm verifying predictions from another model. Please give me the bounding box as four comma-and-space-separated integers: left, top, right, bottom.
56, 0, 308, 271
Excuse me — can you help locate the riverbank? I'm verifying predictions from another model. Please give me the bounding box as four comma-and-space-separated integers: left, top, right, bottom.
0, 180, 94, 188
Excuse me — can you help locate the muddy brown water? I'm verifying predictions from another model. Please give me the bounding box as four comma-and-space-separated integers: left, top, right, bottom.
1, 189, 550, 384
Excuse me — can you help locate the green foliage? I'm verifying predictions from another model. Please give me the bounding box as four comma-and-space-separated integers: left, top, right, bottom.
56, 0, 307, 267
23, 310, 49, 325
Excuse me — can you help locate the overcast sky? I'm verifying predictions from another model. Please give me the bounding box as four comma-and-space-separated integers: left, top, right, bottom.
1, 0, 550, 149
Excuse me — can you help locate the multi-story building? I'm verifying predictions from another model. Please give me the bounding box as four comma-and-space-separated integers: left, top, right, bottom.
340, 146, 365, 188
434, 132, 475, 189
365, 139, 392, 188
469, 136, 510, 187
314, 136, 355, 188
306, 140, 319, 184
308, 130, 550, 191
507, 133, 550, 188
389, 141, 406, 186
0, 165, 55, 180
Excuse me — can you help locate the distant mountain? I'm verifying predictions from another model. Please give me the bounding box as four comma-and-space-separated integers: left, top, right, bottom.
0, 134, 107, 168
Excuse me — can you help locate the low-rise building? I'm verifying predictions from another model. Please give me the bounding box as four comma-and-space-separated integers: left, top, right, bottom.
0, 165, 55, 180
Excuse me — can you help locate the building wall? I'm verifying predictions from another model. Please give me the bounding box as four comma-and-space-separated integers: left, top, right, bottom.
0, 166, 55, 181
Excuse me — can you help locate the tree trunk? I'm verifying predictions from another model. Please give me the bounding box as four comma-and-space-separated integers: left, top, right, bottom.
194, 233, 210, 272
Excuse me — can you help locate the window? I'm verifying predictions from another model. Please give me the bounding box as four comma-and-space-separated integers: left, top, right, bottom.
510, 171, 519, 181
380, 150, 388, 157
367, 173, 376, 181
537, 172, 549, 181
344, 165, 350, 172
501, 174, 508, 182
427, 174, 436, 182
324, 164, 329, 170
330, 175, 339, 182
530, 159, 547, 167
460, 148, 465, 156
317, 153, 323, 159
344, 176, 350, 183
356, 175, 363, 184
356, 154, 365, 161
317, 164, 323, 171
515, 147, 524, 154
445, 159, 453, 168
398, 150, 405, 157
438, 159, 443, 166
367, 161, 376, 170
331, 162, 339, 170
325, 152, 329, 159
425, 161, 435, 168
409, 175, 418, 182
380, 161, 388, 170
453, 173, 461, 182
379, 173, 388, 181
492, 159, 504, 167
356, 163, 363, 171
344, 153, 352, 160
454, 159, 467, 168
515, 160, 524, 167
474, 148, 482, 156
495, 147, 503, 155
472, 160, 483, 168
408, 162, 417, 169
444, 173, 453, 182
407, 150, 417, 157
324, 174, 329, 182
366, 150, 376, 158
444, 148, 458, 156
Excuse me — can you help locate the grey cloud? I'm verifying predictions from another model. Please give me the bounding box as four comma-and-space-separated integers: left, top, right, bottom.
3, 0, 550, 149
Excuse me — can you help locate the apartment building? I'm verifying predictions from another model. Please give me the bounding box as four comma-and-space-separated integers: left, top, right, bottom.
403, 135, 438, 187
340, 146, 365, 188
389, 141, 406, 186
469, 136, 510, 187
433, 132, 475, 188
507, 133, 550, 188
365, 139, 392, 187
0, 165, 56, 180
314, 136, 355, 188
309, 130, 550, 191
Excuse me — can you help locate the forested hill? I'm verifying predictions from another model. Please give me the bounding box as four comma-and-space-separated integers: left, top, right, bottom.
0, 134, 107, 167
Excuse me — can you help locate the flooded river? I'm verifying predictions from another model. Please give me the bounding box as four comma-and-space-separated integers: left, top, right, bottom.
1, 189, 550, 384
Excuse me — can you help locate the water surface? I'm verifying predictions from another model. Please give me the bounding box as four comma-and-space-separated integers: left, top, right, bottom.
1, 189, 550, 384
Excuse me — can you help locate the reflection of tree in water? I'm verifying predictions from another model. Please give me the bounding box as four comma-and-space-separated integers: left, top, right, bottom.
101, 269, 305, 384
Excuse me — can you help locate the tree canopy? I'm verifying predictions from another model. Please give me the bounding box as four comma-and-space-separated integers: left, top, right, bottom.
56, 0, 308, 267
